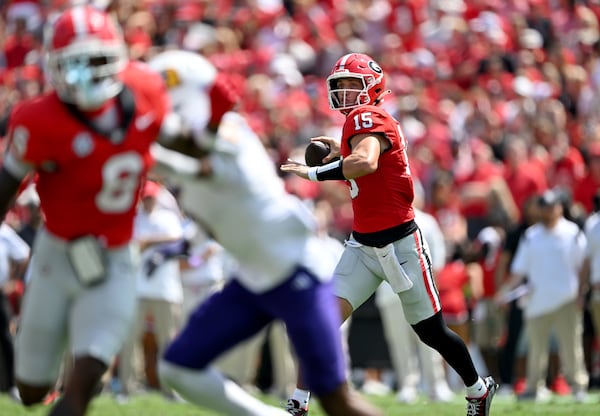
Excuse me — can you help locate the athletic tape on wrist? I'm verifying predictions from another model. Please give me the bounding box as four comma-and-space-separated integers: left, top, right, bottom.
315, 159, 345, 181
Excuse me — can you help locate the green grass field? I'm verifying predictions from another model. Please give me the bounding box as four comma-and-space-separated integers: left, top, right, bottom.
0, 390, 599, 416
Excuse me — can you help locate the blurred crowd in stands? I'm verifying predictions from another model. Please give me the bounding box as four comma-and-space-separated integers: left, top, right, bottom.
3, 0, 600, 403
1, 0, 600, 234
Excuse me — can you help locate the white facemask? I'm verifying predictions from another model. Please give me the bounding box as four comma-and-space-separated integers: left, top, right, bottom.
62, 60, 122, 110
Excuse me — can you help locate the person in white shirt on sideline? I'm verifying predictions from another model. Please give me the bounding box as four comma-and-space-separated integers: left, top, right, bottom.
118, 180, 184, 399
580, 191, 600, 386
495, 189, 589, 402
0, 222, 30, 399
178, 222, 231, 318
375, 180, 454, 403
583, 190, 600, 235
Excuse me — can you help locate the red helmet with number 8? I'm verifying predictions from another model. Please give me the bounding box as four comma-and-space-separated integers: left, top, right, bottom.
44, 5, 128, 110
327, 53, 388, 112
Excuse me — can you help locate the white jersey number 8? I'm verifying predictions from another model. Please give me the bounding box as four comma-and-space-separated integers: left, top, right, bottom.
96, 152, 144, 213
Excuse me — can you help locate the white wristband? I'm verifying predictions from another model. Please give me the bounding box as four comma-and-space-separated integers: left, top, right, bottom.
307, 167, 318, 182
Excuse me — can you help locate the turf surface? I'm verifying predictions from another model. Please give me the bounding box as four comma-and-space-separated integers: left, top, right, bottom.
0, 390, 599, 415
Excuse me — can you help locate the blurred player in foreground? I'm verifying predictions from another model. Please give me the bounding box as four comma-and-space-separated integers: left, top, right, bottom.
281, 52, 498, 416
148, 49, 382, 416
0, 5, 172, 416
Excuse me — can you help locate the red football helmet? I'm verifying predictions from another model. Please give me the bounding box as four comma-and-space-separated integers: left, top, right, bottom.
44, 5, 128, 109
327, 53, 387, 111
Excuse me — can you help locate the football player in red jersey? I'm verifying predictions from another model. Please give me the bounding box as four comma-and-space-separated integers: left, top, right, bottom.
0, 5, 172, 416
281, 53, 499, 416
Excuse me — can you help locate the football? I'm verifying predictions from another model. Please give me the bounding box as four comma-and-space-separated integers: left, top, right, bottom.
304, 141, 330, 167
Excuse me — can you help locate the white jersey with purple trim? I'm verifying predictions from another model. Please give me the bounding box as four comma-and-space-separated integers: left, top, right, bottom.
167, 112, 332, 293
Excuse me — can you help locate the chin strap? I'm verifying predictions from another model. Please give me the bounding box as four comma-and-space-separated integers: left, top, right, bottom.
373, 89, 392, 106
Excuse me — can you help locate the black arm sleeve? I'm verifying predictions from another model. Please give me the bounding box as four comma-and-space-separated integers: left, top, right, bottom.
144, 239, 189, 277
154, 239, 190, 259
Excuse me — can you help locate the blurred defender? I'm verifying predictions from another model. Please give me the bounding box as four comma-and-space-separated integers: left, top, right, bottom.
148, 50, 382, 416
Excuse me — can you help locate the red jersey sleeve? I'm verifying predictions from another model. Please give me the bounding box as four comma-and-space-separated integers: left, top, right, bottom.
6, 95, 58, 168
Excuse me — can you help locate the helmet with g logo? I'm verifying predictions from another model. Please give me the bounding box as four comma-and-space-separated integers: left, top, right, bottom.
327, 53, 387, 111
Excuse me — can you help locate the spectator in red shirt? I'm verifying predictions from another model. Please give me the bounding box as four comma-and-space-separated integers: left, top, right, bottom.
574, 142, 600, 214
436, 248, 483, 346
455, 138, 506, 238
503, 136, 548, 219
532, 112, 585, 189
385, 0, 427, 52
2, 17, 37, 69
427, 169, 469, 253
